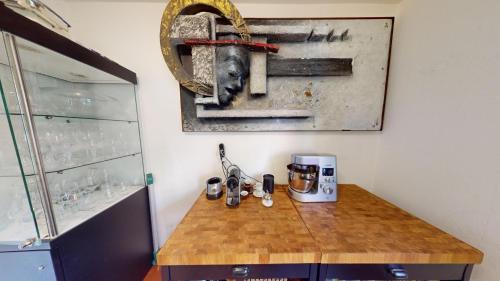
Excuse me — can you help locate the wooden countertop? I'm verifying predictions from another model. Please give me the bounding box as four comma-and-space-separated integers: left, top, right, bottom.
157, 184, 483, 266
156, 187, 321, 265
293, 184, 484, 264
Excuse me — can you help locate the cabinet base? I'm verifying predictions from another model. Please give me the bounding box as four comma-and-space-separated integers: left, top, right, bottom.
0, 187, 153, 281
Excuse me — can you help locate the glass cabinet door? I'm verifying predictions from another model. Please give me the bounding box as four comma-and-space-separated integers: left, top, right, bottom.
0, 33, 43, 243
3, 34, 145, 236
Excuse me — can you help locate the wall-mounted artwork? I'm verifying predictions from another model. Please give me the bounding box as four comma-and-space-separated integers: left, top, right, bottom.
160, 0, 394, 132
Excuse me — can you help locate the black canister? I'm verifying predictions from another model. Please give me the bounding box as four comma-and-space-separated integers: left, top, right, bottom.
263, 174, 274, 194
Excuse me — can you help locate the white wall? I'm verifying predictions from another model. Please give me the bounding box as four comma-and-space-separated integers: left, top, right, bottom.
374, 0, 500, 280
62, 1, 399, 246
55, 1, 500, 280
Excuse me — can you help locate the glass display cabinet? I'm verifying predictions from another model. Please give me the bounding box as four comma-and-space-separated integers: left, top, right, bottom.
0, 3, 152, 281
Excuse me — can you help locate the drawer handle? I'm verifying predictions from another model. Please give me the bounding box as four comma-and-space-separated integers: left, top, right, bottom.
232, 265, 250, 277
387, 265, 408, 279
18, 237, 36, 249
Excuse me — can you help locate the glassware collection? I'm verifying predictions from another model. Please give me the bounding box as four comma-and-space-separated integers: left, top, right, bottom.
0, 34, 145, 242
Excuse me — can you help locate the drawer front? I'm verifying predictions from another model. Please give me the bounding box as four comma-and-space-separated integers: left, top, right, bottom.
168, 264, 313, 280
0, 250, 57, 281
325, 264, 467, 281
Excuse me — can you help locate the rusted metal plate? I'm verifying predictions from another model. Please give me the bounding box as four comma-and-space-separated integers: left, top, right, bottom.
184, 39, 279, 53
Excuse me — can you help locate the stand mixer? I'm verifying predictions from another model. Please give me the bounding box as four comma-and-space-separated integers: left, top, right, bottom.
287, 154, 337, 203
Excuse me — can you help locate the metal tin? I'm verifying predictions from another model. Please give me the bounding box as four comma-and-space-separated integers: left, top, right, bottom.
206, 177, 223, 200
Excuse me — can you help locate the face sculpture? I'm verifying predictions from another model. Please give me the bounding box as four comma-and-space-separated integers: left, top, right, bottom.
216, 44, 250, 106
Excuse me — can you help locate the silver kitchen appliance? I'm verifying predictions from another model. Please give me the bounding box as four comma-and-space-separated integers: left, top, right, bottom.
226, 166, 241, 207
206, 177, 223, 200
287, 154, 337, 202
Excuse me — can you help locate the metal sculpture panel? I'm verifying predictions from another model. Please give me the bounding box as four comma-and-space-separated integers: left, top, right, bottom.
160, 1, 393, 131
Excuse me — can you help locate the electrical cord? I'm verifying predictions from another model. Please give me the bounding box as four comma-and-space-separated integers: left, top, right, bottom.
240, 169, 262, 184
219, 143, 262, 184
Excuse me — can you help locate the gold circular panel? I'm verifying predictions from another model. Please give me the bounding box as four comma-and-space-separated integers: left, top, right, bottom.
160, 0, 251, 96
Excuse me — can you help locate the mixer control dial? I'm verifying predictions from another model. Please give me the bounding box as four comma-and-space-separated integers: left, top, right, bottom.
322, 185, 334, 195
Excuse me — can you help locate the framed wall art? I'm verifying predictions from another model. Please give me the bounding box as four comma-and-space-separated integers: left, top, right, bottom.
160, 0, 394, 132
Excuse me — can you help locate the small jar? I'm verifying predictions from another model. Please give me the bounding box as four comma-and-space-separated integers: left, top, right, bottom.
242, 178, 254, 194
240, 190, 249, 200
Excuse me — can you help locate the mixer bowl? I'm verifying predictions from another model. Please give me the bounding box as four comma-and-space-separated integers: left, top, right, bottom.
287, 164, 317, 193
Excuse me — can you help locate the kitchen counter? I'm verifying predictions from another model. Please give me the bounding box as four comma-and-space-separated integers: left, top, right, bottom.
157, 184, 483, 281
293, 184, 483, 264
156, 186, 320, 265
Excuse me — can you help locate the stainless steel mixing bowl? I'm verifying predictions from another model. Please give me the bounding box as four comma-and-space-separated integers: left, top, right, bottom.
287, 164, 317, 193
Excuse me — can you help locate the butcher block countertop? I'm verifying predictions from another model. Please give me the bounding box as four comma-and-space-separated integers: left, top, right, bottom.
156, 186, 321, 265
156, 184, 483, 266
292, 184, 483, 264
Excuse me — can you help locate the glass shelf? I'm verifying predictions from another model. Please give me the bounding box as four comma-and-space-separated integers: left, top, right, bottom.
34, 115, 141, 173
46, 154, 144, 234
0, 32, 145, 242
1, 42, 138, 121
22, 71, 139, 121
46, 153, 141, 174
6, 113, 139, 123
1, 115, 142, 176
0, 162, 144, 240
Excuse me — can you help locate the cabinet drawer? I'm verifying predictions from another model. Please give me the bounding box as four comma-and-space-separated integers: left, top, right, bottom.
0, 250, 57, 281
325, 264, 467, 280
167, 264, 314, 280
